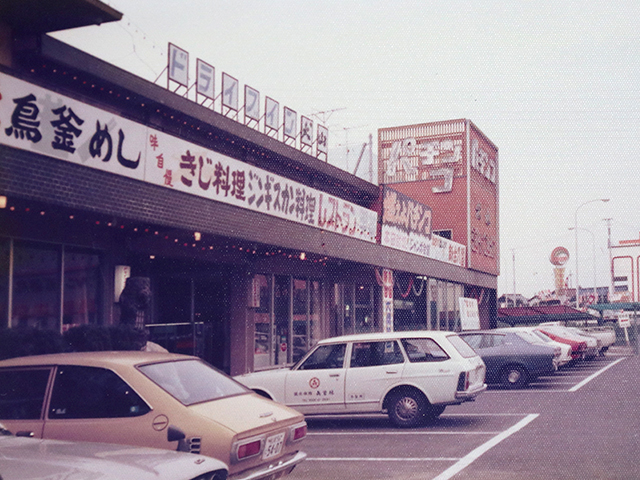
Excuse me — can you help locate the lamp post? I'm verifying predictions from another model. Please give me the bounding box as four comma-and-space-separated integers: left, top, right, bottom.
574, 199, 609, 308
569, 227, 597, 305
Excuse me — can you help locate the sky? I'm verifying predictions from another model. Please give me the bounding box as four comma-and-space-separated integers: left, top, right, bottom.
52, 0, 640, 298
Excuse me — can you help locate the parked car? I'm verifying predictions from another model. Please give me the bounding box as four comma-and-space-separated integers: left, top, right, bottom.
496, 327, 573, 368
235, 331, 486, 428
0, 352, 307, 480
537, 324, 597, 359
0, 422, 228, 480
458, 330, 560, 388
569, 325, 616, 355
535, 325, 588, 361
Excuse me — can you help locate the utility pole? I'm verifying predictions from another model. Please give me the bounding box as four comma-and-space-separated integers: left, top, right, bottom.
512, 249, 516, 307
604, 218, 613, 301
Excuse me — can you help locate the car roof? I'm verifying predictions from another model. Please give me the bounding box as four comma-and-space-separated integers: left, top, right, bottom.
0, 351, 195, 368
317, 330, 459, 344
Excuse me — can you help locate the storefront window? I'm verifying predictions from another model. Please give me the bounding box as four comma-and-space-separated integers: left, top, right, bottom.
12, 242, 61, 330
310, 280, 321, 346
252, 274, 271, 370
292, 278, 308, 362
63, 250, 101, 329
0, 239, 8, 328
355, 284, 374, 333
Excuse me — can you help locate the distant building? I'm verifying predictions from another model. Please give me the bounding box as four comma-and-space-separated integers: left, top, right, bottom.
611, 233, 640, 302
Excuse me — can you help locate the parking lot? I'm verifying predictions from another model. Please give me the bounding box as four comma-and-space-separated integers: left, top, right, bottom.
290, 348, 639, 480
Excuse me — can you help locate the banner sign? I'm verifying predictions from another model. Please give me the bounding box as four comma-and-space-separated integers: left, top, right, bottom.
0, 72, 377, 242
381, 186, 465, 266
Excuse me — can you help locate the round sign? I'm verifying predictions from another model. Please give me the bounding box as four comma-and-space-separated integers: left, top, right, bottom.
309, 377, 320, 389
280, 342, 287, 352
550, 246, 570, 266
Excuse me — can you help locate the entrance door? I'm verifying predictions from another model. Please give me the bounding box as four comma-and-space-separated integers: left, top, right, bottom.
151, 272, 230, 372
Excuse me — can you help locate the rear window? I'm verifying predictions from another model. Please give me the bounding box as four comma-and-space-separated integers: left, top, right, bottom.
139, 359, 248, 406
447, 335, 480, 358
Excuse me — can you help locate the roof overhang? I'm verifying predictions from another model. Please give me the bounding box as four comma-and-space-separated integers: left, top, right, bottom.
0, 0, 122, 35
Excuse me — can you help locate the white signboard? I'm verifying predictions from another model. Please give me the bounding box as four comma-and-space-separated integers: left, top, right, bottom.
168, 43, 188, 87
382, 269, 394, 333
196, 59, 215, 99
317, 124, 328, 156
283, 107, 297, 139
265, 97, 279, 131
459, 298, 481, 330
0, 72, 378, 243
244, 85, 260, 121
221, 72, 239, 111
300, 116, 313, 147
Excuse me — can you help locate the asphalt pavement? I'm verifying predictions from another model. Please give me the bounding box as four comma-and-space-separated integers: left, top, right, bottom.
291, 347, 639, 480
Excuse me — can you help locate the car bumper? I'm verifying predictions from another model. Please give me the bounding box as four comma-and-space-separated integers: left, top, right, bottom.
454, 383, 487, 401
230, 451, 307, 480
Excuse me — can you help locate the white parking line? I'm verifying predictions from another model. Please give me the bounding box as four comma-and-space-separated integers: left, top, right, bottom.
568, 357, 625, 392
308, 431, 502, 436
431, 413, 539, 480
307, 457, 460, 462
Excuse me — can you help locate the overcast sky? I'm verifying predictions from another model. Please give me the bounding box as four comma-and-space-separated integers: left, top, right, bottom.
52, 1, 640, 298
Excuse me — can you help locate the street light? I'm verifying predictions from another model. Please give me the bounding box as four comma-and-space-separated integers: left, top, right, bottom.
569, 227, 597, 305
574, 199, 609, 308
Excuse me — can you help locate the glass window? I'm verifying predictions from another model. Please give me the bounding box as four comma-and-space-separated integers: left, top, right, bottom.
292, 278, 308, 363
63, 250, 101, 328
139, 359, 247, 406
447, 335, 480, 358
0, 239, 9, 328
49, 366, 150, 418
401, 338, 449, 362
297, 343, 346, 370
12, 242, 60, 330
459, 334, 482, 350
252, 274, 272, 370
0, 369, 51, 420
350, 341, 404, 368
309, 280, 321, 347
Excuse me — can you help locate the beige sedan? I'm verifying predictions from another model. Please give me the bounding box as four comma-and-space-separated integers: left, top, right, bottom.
0, 351, 307, 480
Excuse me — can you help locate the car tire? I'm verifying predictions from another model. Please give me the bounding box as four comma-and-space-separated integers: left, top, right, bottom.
500, 365, 528, 389
427, 405, 446, 418
388, 391, 427, 428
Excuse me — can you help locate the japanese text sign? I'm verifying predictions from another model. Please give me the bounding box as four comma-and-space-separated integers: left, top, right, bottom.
0, 72, 377, 243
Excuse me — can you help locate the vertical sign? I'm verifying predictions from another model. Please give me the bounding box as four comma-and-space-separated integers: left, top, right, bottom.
265, 96, 279, 131
300, 116, 313, 147
168, 43, 188, 88
317, 124, 328, 157
244, 85, 260, 121
283, 107, 297, 139
222, 72, 239, 111
196, 59, 215, 99
382, 269, 394, 332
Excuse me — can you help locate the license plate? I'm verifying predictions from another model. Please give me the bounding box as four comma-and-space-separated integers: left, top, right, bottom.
262, 432, 285, 460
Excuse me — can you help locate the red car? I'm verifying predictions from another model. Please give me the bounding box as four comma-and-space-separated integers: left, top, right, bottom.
536, 326, 587, 361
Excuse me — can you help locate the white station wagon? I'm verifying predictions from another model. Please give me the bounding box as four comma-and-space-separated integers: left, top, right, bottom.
235, 331, 486, 428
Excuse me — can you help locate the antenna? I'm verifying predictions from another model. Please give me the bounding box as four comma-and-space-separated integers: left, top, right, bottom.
309, 107, 346, 125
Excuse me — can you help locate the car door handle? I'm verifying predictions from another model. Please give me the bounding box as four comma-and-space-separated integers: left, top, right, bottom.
329, 374, 340, 377
386, 370, 398, 374
16, 431, 34, 437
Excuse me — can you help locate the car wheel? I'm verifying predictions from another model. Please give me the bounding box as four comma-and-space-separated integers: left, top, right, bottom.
500, 365, 528, 389
427, 405, 446, 418
388, 391, 426, 428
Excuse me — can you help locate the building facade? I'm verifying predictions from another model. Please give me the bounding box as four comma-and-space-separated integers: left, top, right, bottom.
0, 1, 497, 375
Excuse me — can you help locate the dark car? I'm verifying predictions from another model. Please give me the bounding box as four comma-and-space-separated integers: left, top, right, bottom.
458, 331, 560, 388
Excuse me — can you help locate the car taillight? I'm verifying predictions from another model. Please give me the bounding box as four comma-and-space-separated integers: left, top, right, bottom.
237, 440, 261, 460
289, 421, 307, 443
457, 372, 469, 391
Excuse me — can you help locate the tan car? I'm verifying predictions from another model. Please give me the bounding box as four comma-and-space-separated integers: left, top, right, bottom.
0, 352, 307, 480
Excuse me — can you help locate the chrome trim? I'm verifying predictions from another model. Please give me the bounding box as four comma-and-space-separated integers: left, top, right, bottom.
229, 451, 307, 480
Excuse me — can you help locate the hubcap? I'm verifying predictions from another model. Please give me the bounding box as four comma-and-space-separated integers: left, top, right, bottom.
396, 397, 418, 420
507, 370, 521, 383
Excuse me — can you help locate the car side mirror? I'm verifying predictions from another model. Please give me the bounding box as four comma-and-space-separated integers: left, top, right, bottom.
167, 425, 186, 443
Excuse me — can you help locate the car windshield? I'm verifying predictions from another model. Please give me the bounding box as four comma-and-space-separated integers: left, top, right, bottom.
139, 359, 248, 406
447, 335, 479, 358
